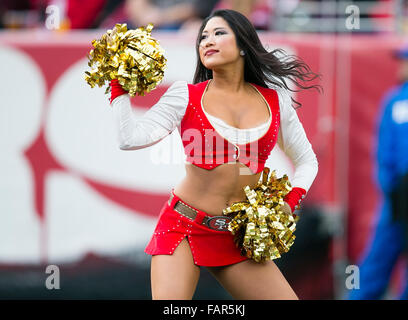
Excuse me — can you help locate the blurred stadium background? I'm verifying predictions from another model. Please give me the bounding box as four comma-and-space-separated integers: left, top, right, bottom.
0, 0, 407, 300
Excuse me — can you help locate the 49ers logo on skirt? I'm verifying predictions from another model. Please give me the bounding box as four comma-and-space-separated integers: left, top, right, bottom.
206, 216, 231, 231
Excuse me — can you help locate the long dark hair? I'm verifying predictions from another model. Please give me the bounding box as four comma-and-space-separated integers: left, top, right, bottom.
193, 9, 322, 109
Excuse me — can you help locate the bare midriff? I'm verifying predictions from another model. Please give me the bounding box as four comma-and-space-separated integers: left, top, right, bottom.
173, 80, 270, 216
173, 162, 262, 216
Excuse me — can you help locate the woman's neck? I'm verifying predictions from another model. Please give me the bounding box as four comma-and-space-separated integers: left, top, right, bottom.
210, 67, 245, 93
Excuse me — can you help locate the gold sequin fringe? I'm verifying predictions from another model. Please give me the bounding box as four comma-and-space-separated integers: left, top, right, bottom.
84, 23, 167, 96
222, 167, 299, 262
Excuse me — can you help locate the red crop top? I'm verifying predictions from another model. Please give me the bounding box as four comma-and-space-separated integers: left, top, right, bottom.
179, 80, 280, 174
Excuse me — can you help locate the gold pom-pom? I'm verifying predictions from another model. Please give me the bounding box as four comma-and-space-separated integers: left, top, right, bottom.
223, 167, 299, 262
84, 23, 167, 96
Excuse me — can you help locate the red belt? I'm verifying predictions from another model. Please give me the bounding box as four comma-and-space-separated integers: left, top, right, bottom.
168, 192, 232, 232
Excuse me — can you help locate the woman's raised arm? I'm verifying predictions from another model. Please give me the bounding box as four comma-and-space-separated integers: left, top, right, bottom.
111, 80, 189, 150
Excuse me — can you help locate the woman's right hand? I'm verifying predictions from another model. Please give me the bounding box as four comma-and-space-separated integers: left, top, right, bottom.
110, 79, 128, 104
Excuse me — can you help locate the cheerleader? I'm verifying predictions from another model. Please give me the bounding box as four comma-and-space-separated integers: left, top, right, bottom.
110, 9, 320, 300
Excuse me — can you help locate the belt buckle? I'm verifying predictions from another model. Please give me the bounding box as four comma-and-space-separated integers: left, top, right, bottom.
206, 216, 231, 231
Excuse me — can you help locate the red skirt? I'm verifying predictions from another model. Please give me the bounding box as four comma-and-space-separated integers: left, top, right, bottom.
144, 189, 249, 267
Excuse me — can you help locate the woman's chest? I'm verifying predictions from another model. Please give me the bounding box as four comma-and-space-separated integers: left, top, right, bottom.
202, 92, 271, 129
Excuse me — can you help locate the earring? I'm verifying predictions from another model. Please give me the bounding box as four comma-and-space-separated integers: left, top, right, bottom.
240, 50, 245, 56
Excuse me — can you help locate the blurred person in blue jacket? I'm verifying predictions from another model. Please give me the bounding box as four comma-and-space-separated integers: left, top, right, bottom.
348, 45, 408, 300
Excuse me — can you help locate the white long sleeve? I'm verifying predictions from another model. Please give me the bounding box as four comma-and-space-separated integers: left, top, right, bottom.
112, 80, 189, 150
275, 85, 319, 192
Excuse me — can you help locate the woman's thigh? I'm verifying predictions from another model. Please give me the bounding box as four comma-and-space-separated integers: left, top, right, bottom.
150, 237, 200, 300
206, 259, 298, 300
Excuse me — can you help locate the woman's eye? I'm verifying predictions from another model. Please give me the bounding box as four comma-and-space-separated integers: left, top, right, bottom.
200, 31, 225, 41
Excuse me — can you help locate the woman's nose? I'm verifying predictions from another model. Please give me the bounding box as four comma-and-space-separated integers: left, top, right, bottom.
201, 41, 214, 52
202, 35, 215, 47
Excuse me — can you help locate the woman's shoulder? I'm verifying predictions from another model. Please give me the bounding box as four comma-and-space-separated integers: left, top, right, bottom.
163, 80, 189, 94
158, 80, 189, 104
264, 83, 294, 113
